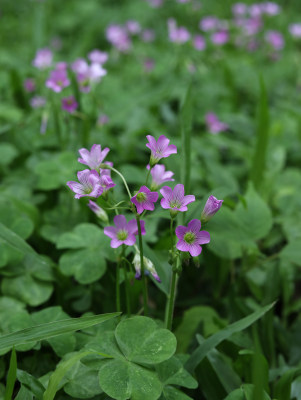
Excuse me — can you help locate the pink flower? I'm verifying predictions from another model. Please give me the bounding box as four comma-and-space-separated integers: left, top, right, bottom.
265, 30, 284, 51
66, 170, 103, 199
160, 184, 195, 213
289, 23, 301, 38
71, 58, 89, 74
205, 112, 228, 134
232, 3, 248, 16
168, 19, 190, 43
141, 29, 156, 42
193, 35, 206, 51
104, 215, 145, 248
78, 144, 110, 170
199, 16, 220, 32
262, 2, 281, 15
62, 96, 78, 113
88, 200, 108, 222
88, 49, 108, 64
106, 24, 131, 52
176, 219, 210, 257
46, 69, 70, 92
99, 173, 116, 192
147, 164, 174, 190
126, 20, 141, 35
146, 135, 177, 166
131, 186, 158, 214
56, 61, 68, 70
24, 78, 36, 92
146, 0, 163, 8
33, 48, 53, 69
201, 195, 223, 223
211, 30, 229, 45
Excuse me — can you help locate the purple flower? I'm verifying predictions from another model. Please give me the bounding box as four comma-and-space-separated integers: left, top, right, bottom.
104, 215, 145, 248
67, 169, 103, 199
33, 48, 53, 69
265, 30, 284, 51
176, 219, 210, 257
71, 58, 89, 74
46, 69, 70, 92
97, 114, 109, 126
205, 112, 228, 134
126, 20, 141, 35
88, 49, 108, 64
168, 19, 190, 43
143, 58, 155, 72
147, 164, 174, 190
30, 96, 46, 108
262, 2, 281, 15
78, 144, 110, 170
106, 24, 132, 52
56, 61, 68, 70
193, 35, 206, 51
160, 184, 195, 213
211, 30, 229, 45
146, 0, 163, 8
232, 3, 248, 16
88, 200, 108, 222
199, 16, 220, 32
131, 186, 158, 214
99, 173, 116, 192
24, 78, 36, 92
201, 195, 223, 223
289, 23, 301, 38
146, 135, 177, 166
61, 96, 78, 113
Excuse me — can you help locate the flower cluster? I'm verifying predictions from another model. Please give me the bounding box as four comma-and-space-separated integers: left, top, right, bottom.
67, 134, 223, 284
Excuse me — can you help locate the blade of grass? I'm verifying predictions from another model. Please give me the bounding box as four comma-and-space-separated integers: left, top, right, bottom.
250, 76, 270, 190
4, 348, 17, 400
185, 302, 275, 372
0, 313, 120, 352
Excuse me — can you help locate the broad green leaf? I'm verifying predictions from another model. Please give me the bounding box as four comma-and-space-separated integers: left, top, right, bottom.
161, 386, 193, 400
224, 384, 271, 400
4, 348, 17, 400
156, 356, 197, 389
98, 358, 162, 400
58, 223, 111, 284
235, 183, 273, 241
0, 143, 18, 167
0, 312, 120, 352
280, 241, 301, 266
250, 77, 270, 189
185, 302, 275, 372
115, 317, 176, 364
17, 370, 45, 400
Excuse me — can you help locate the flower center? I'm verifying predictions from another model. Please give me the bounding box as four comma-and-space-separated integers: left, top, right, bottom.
136, 192, 147, 203
170, 200, 181, 209
184, 232, 195, 245
117, 230, 128, 241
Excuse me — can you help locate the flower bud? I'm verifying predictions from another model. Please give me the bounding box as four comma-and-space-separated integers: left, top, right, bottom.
87, 200, 108, 223
133, 252, 161, 282
201, 195, 223, 223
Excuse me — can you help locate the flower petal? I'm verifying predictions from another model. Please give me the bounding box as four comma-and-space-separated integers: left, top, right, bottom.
124, 235, 136, 246
111, 238, 123, 248
189, 244, 202, 257
175, 225, 188, 239
196, 230, 210, 244
187, 219, 202, 233
113, 214, 127, 229
104, 226, 117, 239
182, 195, 196, 207
176, 239, 190, 252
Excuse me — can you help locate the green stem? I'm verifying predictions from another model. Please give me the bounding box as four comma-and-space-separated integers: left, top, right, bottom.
101, 164, 132, 200
166, 268, 178, 330
136, 215, 148, 316
146, 167, 152, 186
124, 265, 131, 317
170, 218, 174, 250
116, 259, 121, 313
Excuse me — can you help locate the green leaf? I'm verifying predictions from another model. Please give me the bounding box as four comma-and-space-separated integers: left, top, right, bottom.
161, 386, 193, 400
4, 348, 17, 400
224, 384, 271, 400
0, 313, 120, 353
250, 77, 270, 189
115, 316, 177, 364
0, 143, 18, 167
180, 84, 192, 194
98, 358, 162, 400
156, 356, 197, 389
17, 370, 45, 400
185, 302, 275, 372
58, 223, 110, 284
274, 367, 301, 400
43, 351, 93, 400
235, 183, 273, 241
280, 241, 301, 266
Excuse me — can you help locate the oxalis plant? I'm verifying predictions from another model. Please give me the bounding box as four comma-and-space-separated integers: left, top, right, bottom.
62, 134, 222, 399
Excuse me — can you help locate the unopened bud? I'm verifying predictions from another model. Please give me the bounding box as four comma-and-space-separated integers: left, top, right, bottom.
201, 195, 223, 223
87, 200, 108, 223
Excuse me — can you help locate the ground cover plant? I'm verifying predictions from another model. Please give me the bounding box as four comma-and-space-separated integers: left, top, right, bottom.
1, 0, 301, 398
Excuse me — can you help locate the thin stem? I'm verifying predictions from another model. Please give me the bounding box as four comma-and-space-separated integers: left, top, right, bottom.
124, 265, 131, 317
101, 164, 132, 200
166, 268, 178, 330
116, 259, 121, 313
146, 167, 152, 186
170, 218, 175, 250
136, 215, 148, 316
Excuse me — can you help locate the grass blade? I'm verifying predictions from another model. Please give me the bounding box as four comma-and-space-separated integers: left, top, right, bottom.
0, 313, 120, 353
4, 348, 17, 400
185, 302, 275, 372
